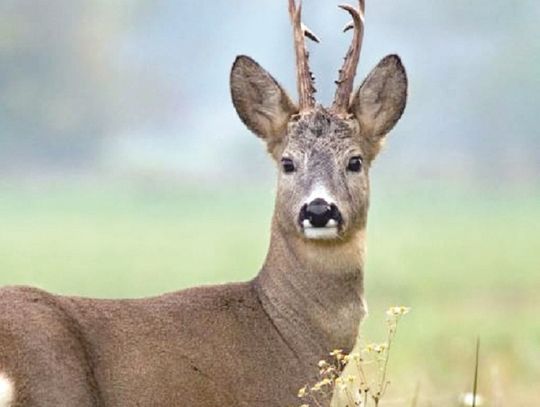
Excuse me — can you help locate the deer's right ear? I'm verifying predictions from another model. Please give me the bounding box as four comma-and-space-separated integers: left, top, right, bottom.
231, 56, 297, 153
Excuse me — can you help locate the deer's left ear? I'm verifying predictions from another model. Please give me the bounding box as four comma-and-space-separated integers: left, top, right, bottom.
350, 55, 407, 159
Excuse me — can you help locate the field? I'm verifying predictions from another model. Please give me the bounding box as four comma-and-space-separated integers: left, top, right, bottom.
0, 181, 538, 405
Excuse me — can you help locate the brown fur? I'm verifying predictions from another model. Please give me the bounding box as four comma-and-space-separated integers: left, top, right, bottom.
0, 51, 406, 407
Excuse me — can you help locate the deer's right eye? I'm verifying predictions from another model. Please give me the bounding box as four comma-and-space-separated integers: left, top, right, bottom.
281, 158, 295, 174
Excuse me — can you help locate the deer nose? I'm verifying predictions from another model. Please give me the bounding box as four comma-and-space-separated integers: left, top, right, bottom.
303, 198, 339, 228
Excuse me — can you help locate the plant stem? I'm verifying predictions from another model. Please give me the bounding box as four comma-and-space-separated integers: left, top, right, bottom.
472, 337, 480, 407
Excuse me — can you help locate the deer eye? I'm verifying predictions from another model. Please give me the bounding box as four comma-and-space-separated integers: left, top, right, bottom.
281, 158, 295, 174
347, 156, 363, 172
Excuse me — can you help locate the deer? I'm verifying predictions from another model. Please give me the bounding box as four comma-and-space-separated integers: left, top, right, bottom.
0, 1, 407, 406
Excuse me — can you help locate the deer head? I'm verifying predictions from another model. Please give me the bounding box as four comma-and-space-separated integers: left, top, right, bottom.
231, 0, 407, 242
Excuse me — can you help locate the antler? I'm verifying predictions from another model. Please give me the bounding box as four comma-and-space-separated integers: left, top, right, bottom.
332, 0, 365, 114
289, 0, 319, 112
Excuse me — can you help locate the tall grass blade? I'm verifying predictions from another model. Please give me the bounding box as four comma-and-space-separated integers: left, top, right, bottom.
410, 381, 420, 407
472, 337, 480, 407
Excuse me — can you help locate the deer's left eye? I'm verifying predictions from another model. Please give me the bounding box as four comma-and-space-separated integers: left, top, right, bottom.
347, 156, 363, 172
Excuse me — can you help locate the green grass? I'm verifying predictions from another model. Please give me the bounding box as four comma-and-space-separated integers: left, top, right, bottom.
0, 181, 538, 404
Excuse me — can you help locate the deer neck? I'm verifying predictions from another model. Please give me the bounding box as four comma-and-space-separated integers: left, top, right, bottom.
254, 216, 367, 358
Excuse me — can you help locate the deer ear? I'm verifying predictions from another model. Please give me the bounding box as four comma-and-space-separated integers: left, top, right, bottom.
231, 56, 297, 154
350, 55, 407, 159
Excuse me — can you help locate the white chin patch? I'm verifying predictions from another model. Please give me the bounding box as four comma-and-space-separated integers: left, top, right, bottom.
302, 219, 339, 240
304, 227, 339, 240
0, 373, 14, 407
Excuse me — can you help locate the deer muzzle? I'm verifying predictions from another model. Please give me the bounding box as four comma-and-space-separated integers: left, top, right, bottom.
299, 198, 343, 239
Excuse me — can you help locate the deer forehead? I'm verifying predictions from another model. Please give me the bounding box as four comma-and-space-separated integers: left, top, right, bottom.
284, 107, 361, 156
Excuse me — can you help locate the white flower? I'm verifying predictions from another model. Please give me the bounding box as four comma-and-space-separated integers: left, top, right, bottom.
386, 306, 411, 317
460, 392, 484, 406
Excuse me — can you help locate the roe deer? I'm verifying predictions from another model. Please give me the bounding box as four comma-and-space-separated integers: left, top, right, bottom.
0, 1, 407, 406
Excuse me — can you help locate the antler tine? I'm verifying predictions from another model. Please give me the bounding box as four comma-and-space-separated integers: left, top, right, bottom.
332, 0, 365, 114
289, 0, 319, 112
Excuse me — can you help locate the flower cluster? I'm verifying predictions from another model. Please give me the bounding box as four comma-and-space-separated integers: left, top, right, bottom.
385, 306, 411, 317
295, 306, 410, 407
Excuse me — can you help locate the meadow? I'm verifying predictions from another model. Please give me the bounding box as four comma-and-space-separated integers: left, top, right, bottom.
0, 181, 538, 405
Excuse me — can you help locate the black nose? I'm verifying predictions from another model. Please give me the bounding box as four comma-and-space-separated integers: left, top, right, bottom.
304, 198, 337, 228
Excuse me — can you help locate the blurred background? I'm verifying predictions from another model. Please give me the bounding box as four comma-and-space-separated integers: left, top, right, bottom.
0, 0, 538, 405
